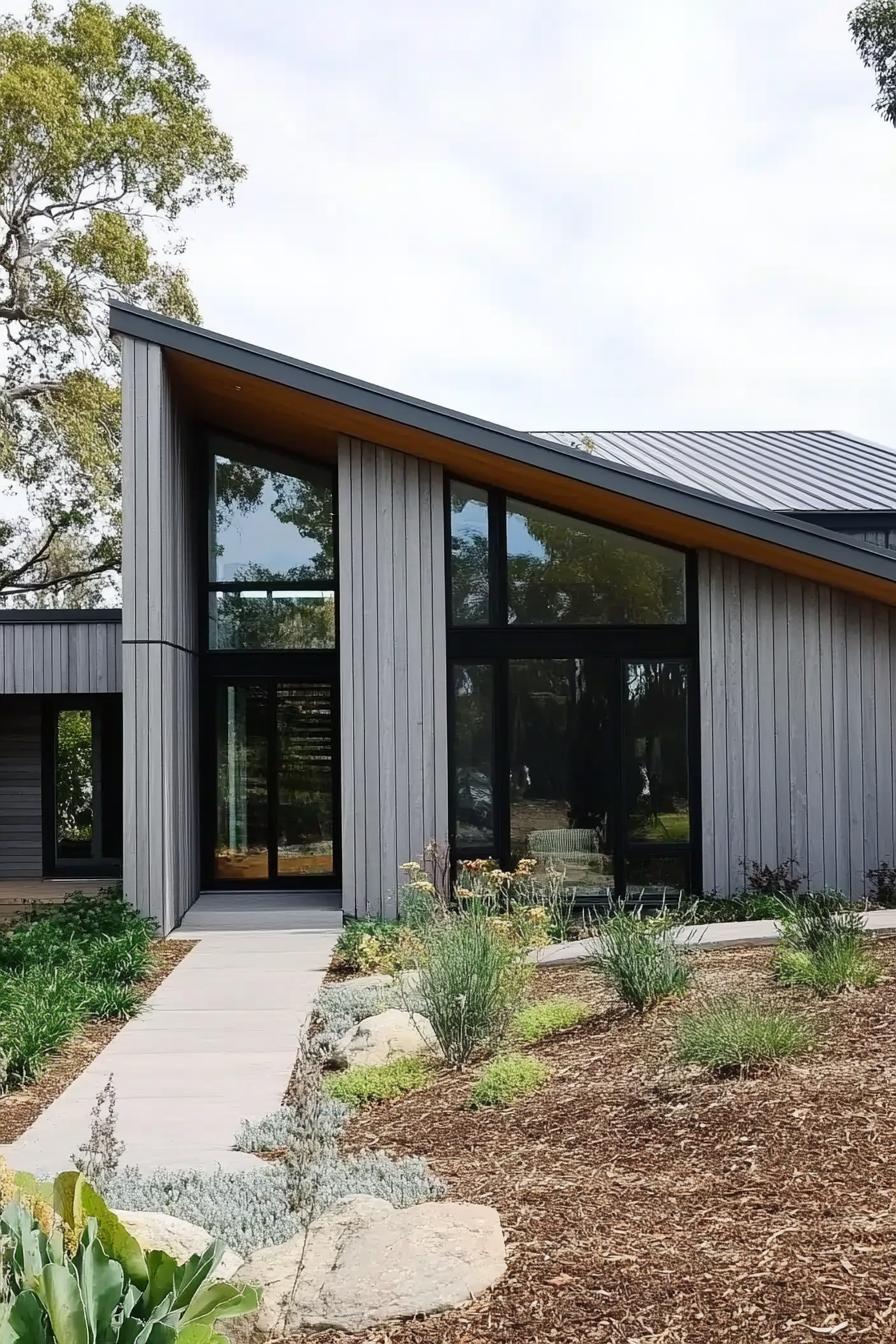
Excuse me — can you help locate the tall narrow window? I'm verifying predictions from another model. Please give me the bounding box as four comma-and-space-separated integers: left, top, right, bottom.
208, 437, 336, 649
452, 663, 495, 850
55, 708, 95, 862
449, 482, 490, 624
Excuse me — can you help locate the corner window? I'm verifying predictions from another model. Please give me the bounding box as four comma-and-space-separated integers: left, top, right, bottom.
207, 437, 336, 649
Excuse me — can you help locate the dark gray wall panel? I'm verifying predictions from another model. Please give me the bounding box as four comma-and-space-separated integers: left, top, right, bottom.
120, 336, 199, 932
0, 622, 121, 694
699, 551, 896, 896
338, 437, 449, 919
0, 698, 42, 877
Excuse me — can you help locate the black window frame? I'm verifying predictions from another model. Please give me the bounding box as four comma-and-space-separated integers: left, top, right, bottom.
203, 430, 338, 655
445, 477, 702, 900
197, 425, 342, 890
41, 694, 123, 879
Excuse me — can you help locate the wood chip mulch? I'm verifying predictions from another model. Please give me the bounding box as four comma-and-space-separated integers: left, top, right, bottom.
309, 944, 896, 1344
0, 939, 196, 1144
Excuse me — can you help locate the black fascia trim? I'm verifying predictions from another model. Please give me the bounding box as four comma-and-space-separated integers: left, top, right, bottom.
787, 509, 896, 532
108, 302, 896, 590
0, 608, 121, 624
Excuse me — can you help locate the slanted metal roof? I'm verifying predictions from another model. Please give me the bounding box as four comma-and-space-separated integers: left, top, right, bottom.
535, 430, 896, 512
108, 302, 896, 599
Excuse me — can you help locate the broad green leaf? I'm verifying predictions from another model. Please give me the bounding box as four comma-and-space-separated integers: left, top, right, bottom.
7, 1292, 47, 1344
78, 1236, 124, 1344
181, 1283, 260, 1326
175, 1326, 229, 1344
51, 1173, 83, 1237
76, 1182, 147, 1289
34, 1264, 88, 1344
140, 1251, 177, 1315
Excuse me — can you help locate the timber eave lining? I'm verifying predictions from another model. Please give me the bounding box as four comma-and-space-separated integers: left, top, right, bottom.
108, 301, 896, 598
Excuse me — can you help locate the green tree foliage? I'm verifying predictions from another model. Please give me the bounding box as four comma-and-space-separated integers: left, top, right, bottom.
850, 2, 896, 126
0, 0, 244, 604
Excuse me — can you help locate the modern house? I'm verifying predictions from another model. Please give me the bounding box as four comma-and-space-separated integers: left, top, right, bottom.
2, 301, 896, 934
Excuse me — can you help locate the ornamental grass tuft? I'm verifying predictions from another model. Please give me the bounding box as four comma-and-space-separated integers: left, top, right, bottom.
469, 1053, 550, 1108
589, 908, 691, 1011
676, 994, 815, 1075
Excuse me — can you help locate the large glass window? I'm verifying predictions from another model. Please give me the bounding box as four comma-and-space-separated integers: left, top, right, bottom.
624, 661, 689, 844
508, 658, 615, 897
208, 437, 336, 649
449, 482, 490, 624
506, 498, 685, 625
452, 664, 495, 849
48, 701, 122, 874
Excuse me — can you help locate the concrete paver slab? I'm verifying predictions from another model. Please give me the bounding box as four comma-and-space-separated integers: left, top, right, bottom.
2, 893, 340, 1175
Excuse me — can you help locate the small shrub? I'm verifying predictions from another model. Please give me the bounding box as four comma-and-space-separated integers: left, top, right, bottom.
676, 994, 814, 1075
778, 888, 864, 956
71, 1074, 125, 1183
469, 1053, 550, 1108
775, 942, 882, 994
589, 909, 691, 1011
866, 861, 896, 907
744, 858, 803, 900
0, 967, 87, 1082
331, 918, 419, 974
80, 978, 143, 1019
417, 912, 529, 1066
511, 996, 592, 1043
323, 1057, 432, 1106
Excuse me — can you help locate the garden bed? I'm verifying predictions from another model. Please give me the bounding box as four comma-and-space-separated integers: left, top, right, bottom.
0, 937, 194, 1143
315, 942, 896, 1344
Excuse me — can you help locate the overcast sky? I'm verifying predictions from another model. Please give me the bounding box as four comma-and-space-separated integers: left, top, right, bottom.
45, 1, 896, 440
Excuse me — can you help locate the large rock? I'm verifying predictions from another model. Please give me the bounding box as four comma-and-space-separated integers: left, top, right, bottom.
116, 1210, 242, 1280
341, 973, 394, 992
239, 1195, 506, 1334
332, 1008, 438, 1068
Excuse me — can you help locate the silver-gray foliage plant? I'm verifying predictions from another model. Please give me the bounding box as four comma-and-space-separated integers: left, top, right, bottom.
310, 979, 423, 1061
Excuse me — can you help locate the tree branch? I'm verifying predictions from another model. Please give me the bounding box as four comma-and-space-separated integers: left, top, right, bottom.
2, 558, 117, 595
0, 521, 61, 588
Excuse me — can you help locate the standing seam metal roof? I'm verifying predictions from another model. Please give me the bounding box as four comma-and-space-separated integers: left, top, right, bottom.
534, 430, 896, 512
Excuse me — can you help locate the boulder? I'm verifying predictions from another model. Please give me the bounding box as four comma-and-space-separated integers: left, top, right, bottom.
394, 968, 422, 996
342, 973, 394, 992
332, 1008, 438, 1068
115, 1210, 242, 1281
238, 1195, 506, 1334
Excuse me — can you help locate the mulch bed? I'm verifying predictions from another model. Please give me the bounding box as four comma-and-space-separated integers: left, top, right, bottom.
311, 942, 896, 1344
0, 939, 196, 1144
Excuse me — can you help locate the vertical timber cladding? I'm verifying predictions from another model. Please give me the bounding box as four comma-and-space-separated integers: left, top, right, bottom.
120, 336, 199, 933
338, 437, 449, 918
699, 551, 896, 898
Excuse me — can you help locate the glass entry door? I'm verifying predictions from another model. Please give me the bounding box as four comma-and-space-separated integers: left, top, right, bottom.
212, 679, 337, 886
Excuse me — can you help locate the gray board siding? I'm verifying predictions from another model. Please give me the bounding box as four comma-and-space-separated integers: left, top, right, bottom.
539, 430, 896, 512
120, 336, 199, 934
338, 437, 449, 918
0, 621, 121, 694
0, 699, 41, 877
699, 551, 896, 897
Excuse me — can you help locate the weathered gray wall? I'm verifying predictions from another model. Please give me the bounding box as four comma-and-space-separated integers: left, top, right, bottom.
120, 336, 199, 933
0, 619, 121, 694
698, 551, 896, 897
0, 698, 41, 877
337, 437, 449, 918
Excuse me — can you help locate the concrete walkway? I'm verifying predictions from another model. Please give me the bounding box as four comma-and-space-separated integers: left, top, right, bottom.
3, 892, 341, 1175
532, 906, 896, 966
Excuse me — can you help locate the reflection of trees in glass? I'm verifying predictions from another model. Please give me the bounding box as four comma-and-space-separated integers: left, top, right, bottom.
56, 710, 93, 844
449, 487, 489, 622
507, 502, 685, 624
212, 591, 336, 650
452, 664, 494, 844
626, 662, 689, 839
509, 658, 615, 838
213, 455, 335, 582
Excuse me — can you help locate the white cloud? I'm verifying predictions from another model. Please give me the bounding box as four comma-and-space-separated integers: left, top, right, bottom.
9, 0, 896, 443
